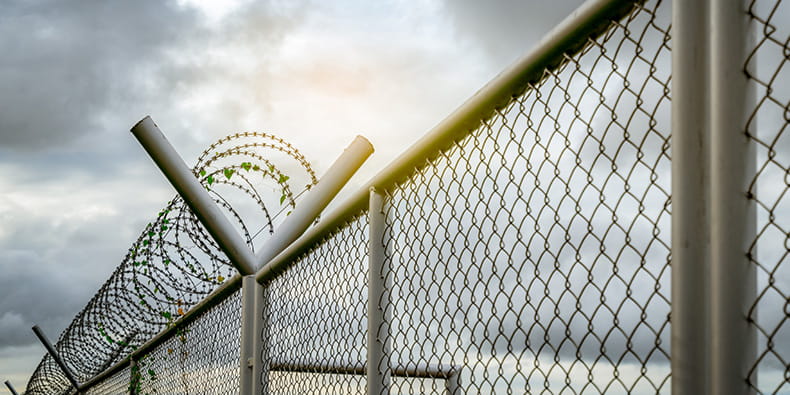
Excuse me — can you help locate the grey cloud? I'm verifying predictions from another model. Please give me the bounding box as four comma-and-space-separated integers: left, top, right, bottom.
0, 0, 305, 154
441, 0, 586, 66
0, 0, 203, 150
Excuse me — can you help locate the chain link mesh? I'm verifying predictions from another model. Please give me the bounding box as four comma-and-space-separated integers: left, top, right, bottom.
746, 0, 790, 393
378, 1, 672, 393
262, 214, 369, 394
135, 288, 242, 395
82, 367, 131, 395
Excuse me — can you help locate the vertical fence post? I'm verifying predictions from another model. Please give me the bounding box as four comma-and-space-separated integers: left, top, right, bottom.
671, 0, 711, 393
240, 275, 264, 393
710, 0, 756, 393
129, 358, 139, 395
368, 188, 391, 395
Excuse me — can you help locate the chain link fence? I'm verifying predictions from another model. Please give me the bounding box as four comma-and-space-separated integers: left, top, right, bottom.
82, 366, 130, 395
746, 0, 790, 393
378, 1, 671, 393
261, 214, 369, 394
136, 289, 242, 395
13, 0, 790, 394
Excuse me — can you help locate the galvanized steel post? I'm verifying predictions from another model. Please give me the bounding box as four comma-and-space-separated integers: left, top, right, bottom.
240, 275, 264, 393
368, 188, 391, 395
129, 358, 139, 395
710, 0, 756, 393
130, 116, 258, 275
671, 0, 711, 393
255, 136, 373, 269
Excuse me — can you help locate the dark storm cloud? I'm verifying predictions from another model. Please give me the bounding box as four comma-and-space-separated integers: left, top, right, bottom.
0, 0, 308, 357
441, 0, 586, 65
0, 0, 203, 150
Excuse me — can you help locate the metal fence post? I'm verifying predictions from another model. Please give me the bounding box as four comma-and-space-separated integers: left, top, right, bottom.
255, 136, 373, 267
31, 325, 82, 393
129, 358, 139, 395
671, 0, 711, 393
368, 188, 391, 395
710, 0, 756, 393
240, 275, 264, 394
130, 116, 258, 275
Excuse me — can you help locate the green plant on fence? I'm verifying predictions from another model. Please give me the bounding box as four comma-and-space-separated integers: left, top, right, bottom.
200, 162, 293, 214
129, 354, 157, 395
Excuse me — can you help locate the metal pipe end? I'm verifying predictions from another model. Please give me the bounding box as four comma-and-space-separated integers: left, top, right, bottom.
130, 116, 156, 135
350, 135, 374, 154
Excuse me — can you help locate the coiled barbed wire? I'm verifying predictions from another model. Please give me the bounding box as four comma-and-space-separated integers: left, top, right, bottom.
24, 132, 317, 395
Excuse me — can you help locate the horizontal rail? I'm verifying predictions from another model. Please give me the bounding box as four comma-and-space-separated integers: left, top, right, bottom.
269, 362, 457, 379
257, 0, 640, 283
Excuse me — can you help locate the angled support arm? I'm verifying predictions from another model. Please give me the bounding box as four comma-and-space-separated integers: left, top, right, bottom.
32, 325, 81, 392
131, 116, 258, 275
255, 135, 373, 279
4, 380, 19, 395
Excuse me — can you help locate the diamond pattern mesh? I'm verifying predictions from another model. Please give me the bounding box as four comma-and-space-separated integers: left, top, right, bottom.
82, 367, 131, 395
746, 0, 790, 393
23, 0, 790, 394
261, 215, 369, 394
135, 288, 242, 395
377, 1, 672, 393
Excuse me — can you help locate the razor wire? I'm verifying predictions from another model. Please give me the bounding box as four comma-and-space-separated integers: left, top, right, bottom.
374, 1, 672, 393
24, 132, 317, 395
745, 0, 790, 393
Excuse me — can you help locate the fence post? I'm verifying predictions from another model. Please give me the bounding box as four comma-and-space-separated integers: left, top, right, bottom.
368, 188, 391, 395
130, 116, 258, 275
671, 0, 711, 393
31, 325, 82, 393
129, 358, 139, 395
4, 381, 19, 395
710, 0, 756, 393
240, 275, 264, 393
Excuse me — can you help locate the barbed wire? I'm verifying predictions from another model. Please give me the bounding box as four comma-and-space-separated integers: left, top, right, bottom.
24, 132, 317, 395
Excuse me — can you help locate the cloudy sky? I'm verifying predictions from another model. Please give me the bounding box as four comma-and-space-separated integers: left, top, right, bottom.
0, 0, 585, 391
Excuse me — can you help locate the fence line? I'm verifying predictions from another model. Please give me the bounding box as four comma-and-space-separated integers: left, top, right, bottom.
15, 0, 789, 393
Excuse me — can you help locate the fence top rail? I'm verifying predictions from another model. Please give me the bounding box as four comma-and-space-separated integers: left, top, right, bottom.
256, 0, 641, 284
